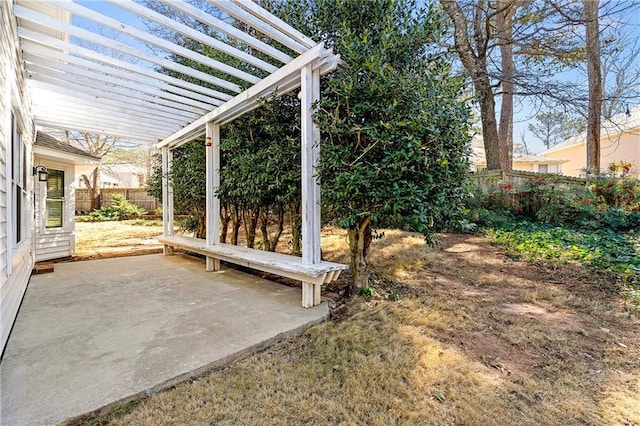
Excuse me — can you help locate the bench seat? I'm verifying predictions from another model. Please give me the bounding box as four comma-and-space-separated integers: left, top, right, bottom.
157, 234, 348, 307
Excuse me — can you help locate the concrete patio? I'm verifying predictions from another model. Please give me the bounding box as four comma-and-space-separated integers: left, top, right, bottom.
0, 254, 328, 425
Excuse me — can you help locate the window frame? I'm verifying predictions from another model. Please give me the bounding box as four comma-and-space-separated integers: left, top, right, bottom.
45, 169, 65, 229
10, 112, 28, 248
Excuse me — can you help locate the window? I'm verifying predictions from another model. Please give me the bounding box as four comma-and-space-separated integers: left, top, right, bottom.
538, 165, 548, 173
10, 114, 27, 246
46, 169, 65, 228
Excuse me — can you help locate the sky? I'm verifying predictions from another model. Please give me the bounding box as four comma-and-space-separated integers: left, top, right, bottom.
72, 1, 640, 154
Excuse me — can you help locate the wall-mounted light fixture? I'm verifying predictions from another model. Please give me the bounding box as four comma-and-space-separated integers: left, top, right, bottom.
33, 165, 49, 182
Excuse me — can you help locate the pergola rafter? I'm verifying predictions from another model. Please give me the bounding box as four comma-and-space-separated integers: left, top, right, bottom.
14, 0, 345, 307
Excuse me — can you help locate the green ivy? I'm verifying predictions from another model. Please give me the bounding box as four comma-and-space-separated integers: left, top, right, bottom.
488, 220, 640, 301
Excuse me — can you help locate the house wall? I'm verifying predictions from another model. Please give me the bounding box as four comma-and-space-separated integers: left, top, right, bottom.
513, 163, 535, 172
474, 162, 562, 173
546, 132, 640, 177
75, 163, 145, 188
33, 158, 76, 261
1, 0, 36, 356
601, 132, 640, 173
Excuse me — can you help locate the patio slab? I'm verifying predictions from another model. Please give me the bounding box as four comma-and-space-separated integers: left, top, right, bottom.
0, 253, 328, 425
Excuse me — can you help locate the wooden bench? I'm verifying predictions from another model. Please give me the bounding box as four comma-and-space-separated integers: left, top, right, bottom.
157, 235, 348, 308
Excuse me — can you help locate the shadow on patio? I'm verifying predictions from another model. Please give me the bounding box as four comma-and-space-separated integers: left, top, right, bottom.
0, 254, 328, 425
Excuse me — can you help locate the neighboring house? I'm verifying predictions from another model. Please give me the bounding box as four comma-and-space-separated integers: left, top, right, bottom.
75, 163, 147, 188
33, 132, 99, 262
542, 105, 640, 177
470, 136, 566, 173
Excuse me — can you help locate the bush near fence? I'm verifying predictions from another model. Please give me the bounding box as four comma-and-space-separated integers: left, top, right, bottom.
470, 170, 639, 231
76, 188, 158, 213
471, 170, 588, 217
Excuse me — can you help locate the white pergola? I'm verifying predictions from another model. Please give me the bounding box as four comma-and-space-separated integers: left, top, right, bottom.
14, 0, 345, 307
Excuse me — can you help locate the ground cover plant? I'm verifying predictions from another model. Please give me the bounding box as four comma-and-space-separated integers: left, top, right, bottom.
468, 174, 640, 305
87, 229, 639, 425
490, 223, 640, 303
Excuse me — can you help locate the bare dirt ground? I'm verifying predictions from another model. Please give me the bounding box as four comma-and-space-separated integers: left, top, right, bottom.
76, 225, 640, 425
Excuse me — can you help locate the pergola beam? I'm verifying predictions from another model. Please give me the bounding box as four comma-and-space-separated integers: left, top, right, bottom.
20, 41, 228, 105
15, 5, 246, 93
158, 43, 328, 149
26, 65, 213, 115
34, 109, 172, 140
29, 71, 206, 114
33, 102, 185, 135
156, 0, 292, 64
35, 118, 160, 143
18, 29, 233, 102
107, 0, 278, 74
231, 0, 317, 50
30, 81, 200, 123
46, 0, 263, 85
211, 0, 308, 54
24, 54, 218, 111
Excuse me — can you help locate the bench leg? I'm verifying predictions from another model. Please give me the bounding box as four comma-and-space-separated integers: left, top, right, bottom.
314, 283, 321, 306
302, 282, 322, 308
206, 257, 220, 272
302, 282, 314, 308
163, 244, 174, 255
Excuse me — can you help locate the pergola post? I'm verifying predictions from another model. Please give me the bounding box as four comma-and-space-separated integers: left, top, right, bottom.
205, 121, 221, 271
161, 146, 174, 255
300, 63, 321, 307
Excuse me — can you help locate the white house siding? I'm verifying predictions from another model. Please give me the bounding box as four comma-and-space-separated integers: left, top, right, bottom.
1, 0, 36, 356
0, 17, 8, 282
34, 159, 76, 261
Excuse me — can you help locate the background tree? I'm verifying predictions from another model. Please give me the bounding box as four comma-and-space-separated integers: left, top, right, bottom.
105, 145, 157, 186
148, 141, 207, 238
312, 0, 472, 288
442, 0, 512, 170
528, 109, 586, 149
442, 0, 639, 163
219, 94, 301, 252
54, 130, 125, 210
583, 0, 603, 172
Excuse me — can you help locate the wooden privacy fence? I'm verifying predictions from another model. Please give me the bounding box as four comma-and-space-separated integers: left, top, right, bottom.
472, 170, 587, 193
471, 170, 589, 216
76, 188, 158, 212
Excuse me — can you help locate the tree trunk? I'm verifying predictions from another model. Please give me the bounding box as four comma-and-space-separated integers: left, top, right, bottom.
260, 204, 285, 252
288, 203, 302, 256
477, 81, 503, 170
242, 206, 260, 248
220, 203, 231, 244
195, 206, 206, 239
231, 203, 241, 246
91, 167, 101, 210
584, 0, 602, 173
80, 167, 102, 211
347, 216, 372, 289
442, 0, 508, 171
497, 1, 514, 170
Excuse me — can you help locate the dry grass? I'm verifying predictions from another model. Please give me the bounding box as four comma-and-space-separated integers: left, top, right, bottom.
74, 220, 165, 257
89, 228, 640, 426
